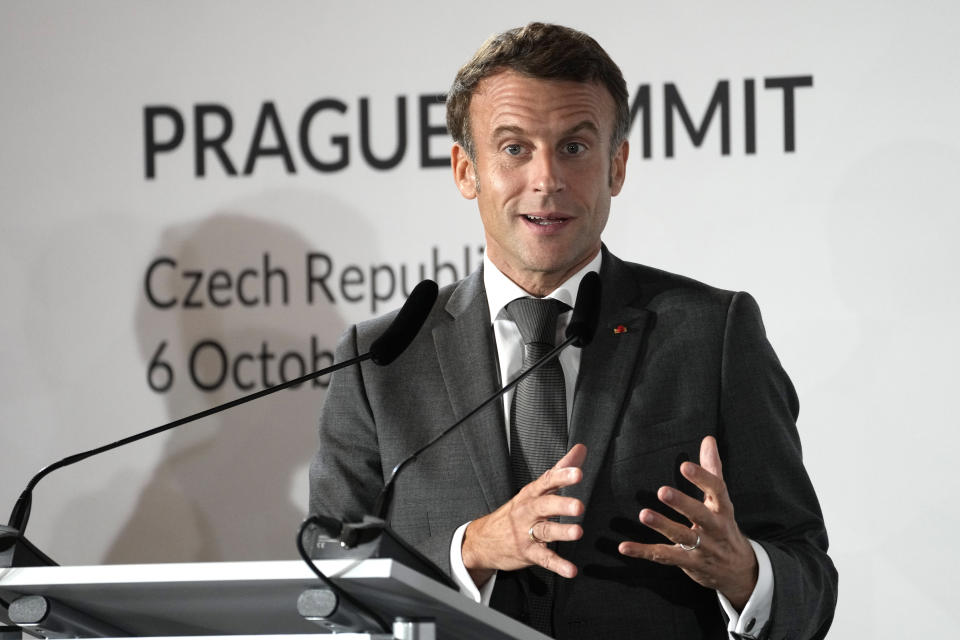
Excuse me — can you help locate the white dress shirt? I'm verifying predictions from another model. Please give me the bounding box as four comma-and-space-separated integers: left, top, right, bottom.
448, 251, 773, 639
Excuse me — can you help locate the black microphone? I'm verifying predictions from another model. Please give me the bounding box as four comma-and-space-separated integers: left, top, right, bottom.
1, 279, 439, 568
565, 271, 601, 347
369, 279, 439, 365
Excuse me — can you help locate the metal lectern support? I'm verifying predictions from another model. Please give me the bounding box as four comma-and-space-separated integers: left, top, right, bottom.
297, 587, 437, 639
7, 595, 127, 639
391, 618, 436, 640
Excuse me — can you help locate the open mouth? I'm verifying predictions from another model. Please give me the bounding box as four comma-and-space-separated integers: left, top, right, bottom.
523, 215, 568, 226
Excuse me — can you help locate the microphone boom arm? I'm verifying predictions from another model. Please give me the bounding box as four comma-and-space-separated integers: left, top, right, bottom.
7, 351, 374, 535
372, 334, 576, 520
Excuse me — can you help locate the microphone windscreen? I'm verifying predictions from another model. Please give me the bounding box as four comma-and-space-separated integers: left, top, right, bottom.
566, 271, 602, 347
369, 280, 439, 365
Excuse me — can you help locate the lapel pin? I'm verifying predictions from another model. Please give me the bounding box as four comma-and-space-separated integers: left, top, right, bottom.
614, 324, 628, 334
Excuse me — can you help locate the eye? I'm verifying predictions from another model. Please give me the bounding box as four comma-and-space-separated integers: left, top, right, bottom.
504, 144, 523, 156
564, 142, 586, 155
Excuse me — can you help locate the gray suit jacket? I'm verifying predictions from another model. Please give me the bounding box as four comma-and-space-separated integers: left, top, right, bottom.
309, 249, 837, 639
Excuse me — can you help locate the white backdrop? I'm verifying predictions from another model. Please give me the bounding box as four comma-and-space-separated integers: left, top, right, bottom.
2, 1, 958, 636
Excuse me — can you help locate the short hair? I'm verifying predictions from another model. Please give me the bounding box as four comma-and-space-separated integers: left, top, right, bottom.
446, 22, 629, 159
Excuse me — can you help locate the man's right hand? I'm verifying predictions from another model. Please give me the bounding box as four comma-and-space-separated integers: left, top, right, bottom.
461, 444, 588, 588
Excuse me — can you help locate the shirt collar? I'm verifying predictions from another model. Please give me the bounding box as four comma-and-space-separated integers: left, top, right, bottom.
483, 250, 603, 321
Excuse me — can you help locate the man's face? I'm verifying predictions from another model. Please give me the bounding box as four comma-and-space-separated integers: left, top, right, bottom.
452, 69, 628, 296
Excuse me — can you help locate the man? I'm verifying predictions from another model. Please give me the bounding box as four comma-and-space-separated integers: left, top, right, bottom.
310, 23, 837, 639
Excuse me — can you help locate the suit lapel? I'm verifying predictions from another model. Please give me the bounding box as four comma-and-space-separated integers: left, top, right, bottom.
566, 251, 650, 517
433, 269, 513, 512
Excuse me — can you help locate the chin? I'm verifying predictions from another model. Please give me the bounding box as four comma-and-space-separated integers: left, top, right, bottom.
522, 259, 577, 279
525, 246, 589, 272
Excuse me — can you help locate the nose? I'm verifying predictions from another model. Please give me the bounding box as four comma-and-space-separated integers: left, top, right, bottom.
532, 152, 564, 193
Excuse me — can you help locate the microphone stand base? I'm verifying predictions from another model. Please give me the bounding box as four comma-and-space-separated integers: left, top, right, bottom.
0, 526, 57, 568
307, 517, 456, 590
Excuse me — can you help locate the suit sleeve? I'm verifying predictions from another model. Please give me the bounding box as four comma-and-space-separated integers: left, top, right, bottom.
308, 325, 459, 577
718, 292, 838, 640
309, 326, 383, 526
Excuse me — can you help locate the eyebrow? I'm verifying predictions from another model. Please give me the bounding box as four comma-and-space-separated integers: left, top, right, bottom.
490, 124, 526, 140
562, 121, 601, 137
490, 120, 601, 140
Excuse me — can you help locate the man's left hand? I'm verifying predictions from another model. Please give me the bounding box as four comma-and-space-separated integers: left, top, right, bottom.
617, 435, 759, 611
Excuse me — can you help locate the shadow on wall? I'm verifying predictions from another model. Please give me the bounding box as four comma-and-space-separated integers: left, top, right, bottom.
104, 200, 373, 563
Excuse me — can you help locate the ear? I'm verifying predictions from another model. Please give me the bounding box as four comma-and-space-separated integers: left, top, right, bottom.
610, 139, 629, 196
451, 143, 478, 199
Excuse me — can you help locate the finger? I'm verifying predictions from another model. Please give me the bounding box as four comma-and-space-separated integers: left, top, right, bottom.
656, 485, 716, 529
530, 545, 579, 579
639, 508, 703, 548
679, 460, 723, 494
679, 461, 734, 514
532, 494, 585, 519
530, 520, 583, 544
696, 436, 734, 512
699, 435, 722, 479
617, 541, 690, 569
532, 463, 583, 496
554, 443, 587, 470
533, 443, 586, 494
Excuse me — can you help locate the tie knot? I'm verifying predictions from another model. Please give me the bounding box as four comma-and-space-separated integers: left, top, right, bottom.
506, 297, 569, 346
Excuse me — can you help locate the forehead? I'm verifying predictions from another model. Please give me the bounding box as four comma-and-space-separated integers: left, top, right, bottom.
469, 69, 615, 138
